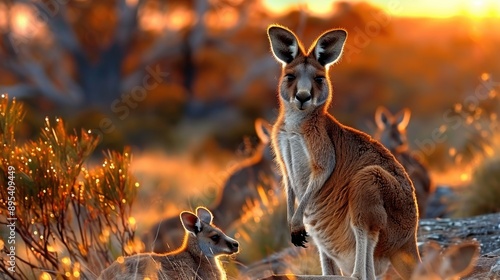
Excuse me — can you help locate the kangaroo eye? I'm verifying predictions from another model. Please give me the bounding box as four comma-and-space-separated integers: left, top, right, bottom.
314, 76, 325, 84
210, 235, 220, 242
284, 74, 296, 81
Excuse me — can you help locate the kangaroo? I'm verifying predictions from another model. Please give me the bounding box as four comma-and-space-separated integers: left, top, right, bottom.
143, 119, 279, 253
98, 207, 239, 280
374, 107, 433, 218
267, 24, 420, 280
411, 241, 479, 280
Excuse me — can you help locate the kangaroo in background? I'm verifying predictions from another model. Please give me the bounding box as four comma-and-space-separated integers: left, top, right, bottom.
143, 119, 279, 253
374, 107, 433, 218
267, 24, 420, 280
98, 207, 239, 280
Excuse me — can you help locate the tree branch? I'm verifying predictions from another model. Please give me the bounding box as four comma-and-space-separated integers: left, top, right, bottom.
115, 0, 146, 48
30, 0, 84, 58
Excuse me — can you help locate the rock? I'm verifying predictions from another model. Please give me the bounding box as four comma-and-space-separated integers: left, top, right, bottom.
241, 213, 500, 279
418, 213, 500, 255
462, 248, 500, 279
425, 185, 458, 218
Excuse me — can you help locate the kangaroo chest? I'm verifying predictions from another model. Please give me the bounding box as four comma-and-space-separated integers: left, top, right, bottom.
277, 131, 313, 199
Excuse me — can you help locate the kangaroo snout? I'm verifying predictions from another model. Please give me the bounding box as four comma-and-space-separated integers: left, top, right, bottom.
295, 90, 311, 108
222, 236, 239, 255
227, 238, 239, 253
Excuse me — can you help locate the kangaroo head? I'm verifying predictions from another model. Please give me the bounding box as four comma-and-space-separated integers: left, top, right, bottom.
255, 118, 274, 161
267, 24, 347, 113
180, 206, 239, 257
374, 106, 411, 152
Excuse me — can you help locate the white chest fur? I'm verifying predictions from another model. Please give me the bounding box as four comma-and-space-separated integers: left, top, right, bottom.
277, 131, 312, 199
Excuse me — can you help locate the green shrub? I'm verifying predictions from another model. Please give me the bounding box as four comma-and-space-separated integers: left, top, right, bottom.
0, 95, 140, 279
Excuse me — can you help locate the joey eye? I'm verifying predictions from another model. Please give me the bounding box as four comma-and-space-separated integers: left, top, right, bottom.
314, 76, 325, 84
210, 235, 220, 242
284, 74, 296, 81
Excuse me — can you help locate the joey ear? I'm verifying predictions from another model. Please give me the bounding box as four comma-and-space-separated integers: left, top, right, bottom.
311, 29, 347, 67
196, 206, 213, 224
375, 106, 393, 129
180, 211, 201, 234
395, 108, 411, 130
442, 242, 479, 278
267, 25, 301, 65
255, 119, 272, 144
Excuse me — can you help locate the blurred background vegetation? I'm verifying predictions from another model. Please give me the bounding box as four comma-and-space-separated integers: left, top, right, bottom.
1, 0, 500, 278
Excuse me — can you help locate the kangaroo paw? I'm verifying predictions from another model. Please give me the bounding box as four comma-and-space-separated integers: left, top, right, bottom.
291, 228, 308, 248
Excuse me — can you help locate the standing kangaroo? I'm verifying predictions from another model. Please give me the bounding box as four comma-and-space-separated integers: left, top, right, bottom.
98, 207, 239, 280
267, 24, 420, 280
374, 107, 433, 218
143, 119, 278, 252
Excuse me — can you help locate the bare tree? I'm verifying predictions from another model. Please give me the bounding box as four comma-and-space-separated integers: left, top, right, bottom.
0, 0, 271, 119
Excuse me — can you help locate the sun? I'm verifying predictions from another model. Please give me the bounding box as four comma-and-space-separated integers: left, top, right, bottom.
462, 0, 500, 18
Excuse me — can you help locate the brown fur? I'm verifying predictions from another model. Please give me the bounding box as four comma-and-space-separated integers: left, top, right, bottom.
142, 119, 278, 252
267, 24, 420, 280
374, 107, 433, 218
98, 207, 239, 280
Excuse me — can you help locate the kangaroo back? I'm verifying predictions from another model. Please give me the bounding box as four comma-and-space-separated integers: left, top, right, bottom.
374, 106, 432, 217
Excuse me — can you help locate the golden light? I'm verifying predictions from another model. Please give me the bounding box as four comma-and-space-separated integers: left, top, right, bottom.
204, 7, 239, 29
166, 8, 195, 30
262, 0, 500, 19
9, 3, 48, 38
462, 0, 500, 18
61, 257, 71, 265
39, 272, 52, 280
12, 6, 31, 36
460, 172, 470, 181
128, 216, 136, 226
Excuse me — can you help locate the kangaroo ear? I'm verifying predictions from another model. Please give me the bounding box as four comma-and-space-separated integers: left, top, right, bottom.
311, 29, 347, 68
255, 119, 272, 144
268, 25, 301, 65
196, 206, 213, 224
180, 211, 201, 234
441, 242, 479, 278
375, 106, 393, 129
395, 108, 411, 130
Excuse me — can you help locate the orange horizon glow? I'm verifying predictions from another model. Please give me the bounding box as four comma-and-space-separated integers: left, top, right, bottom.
262, 0, 500, 19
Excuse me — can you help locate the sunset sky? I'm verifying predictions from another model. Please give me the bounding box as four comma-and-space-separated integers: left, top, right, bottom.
263, 0, 500, 18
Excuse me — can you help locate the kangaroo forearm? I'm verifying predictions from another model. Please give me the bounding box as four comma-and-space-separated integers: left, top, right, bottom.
286, 180, 296, 223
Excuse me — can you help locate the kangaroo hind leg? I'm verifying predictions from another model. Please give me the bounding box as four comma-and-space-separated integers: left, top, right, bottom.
319, 249, 342, 276
349, 166, 391, 280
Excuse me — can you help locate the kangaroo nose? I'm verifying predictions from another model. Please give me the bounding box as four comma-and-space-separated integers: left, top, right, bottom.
228, 240, 239, 250
296, 91, 311, 104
